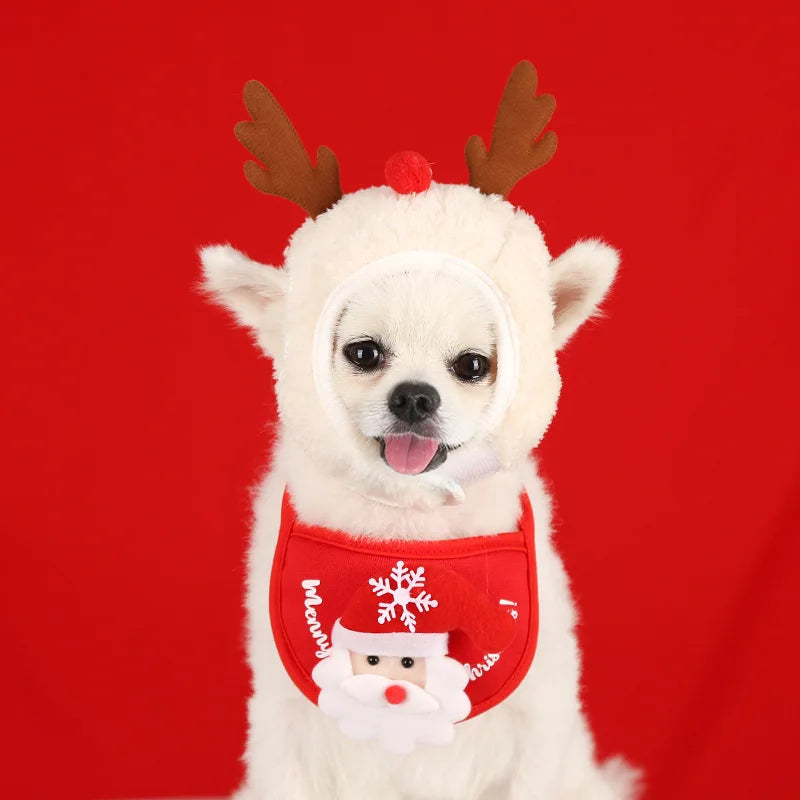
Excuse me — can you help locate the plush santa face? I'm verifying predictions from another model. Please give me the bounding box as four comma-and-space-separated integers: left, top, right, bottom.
312, 647, 471, 755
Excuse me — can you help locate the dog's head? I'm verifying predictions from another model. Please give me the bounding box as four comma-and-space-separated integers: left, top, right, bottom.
200, 63, 619, 507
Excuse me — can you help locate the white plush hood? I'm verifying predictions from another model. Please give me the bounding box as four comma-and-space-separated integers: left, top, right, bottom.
275, 182, 562, 482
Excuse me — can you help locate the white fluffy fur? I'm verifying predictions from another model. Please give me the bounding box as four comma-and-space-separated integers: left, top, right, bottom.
200, 182, 638, 799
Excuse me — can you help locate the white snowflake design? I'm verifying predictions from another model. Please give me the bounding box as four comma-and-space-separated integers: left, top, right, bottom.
369, 560, 438, 633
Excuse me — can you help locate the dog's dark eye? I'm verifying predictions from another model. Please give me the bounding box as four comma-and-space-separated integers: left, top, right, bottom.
452, 352, 490, 382
367, 655, 380, 666
344, 340, 384, 371
400, 657, 415, 669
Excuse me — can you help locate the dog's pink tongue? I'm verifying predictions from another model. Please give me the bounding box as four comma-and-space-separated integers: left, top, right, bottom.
384, 434, 439, 475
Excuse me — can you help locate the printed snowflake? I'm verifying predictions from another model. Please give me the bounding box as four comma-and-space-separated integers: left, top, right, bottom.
369, 560, 438, 633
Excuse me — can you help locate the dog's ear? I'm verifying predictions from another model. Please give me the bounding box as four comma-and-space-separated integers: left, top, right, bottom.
199, 244, 287, 359
549, 239, 619, 350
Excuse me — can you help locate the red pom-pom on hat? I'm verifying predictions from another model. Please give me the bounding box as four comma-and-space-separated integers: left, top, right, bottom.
385, 151, 433, 194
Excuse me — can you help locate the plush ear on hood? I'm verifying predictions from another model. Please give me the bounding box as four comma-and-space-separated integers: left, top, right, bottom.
549, 239, 619, 350
199, 244, 287, 360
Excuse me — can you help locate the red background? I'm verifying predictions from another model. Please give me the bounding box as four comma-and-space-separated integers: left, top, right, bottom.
2, 1, 799, 798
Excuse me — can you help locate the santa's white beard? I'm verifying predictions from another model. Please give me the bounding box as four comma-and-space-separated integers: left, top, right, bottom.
312, 649, 471, 755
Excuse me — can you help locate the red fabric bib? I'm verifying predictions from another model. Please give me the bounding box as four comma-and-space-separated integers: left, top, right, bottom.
269, 490, 538, 719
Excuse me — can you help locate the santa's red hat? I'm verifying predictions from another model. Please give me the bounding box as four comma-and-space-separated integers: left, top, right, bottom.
332, 560, 515, 658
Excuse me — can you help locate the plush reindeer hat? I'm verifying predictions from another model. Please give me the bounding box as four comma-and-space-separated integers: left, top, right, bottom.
234, 60, 556, 215
202, 62, 618, 490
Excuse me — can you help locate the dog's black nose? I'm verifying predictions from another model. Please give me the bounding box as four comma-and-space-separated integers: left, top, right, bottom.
388, 381, 441, 424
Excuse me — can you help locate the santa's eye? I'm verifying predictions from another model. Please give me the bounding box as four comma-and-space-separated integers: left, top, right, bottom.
366, 655, 380, 666
400, 657, 415, 669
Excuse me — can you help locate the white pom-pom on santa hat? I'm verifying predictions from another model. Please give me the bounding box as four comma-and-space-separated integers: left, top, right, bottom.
331, 561, 516, 658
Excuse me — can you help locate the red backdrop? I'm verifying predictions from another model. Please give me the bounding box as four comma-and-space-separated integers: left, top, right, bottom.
2, 1, 799, 798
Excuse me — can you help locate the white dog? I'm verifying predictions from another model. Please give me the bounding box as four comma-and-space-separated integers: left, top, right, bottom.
201, 62, 639, 800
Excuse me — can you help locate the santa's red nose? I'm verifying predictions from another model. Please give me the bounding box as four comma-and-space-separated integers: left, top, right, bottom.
384, 684, 407, 705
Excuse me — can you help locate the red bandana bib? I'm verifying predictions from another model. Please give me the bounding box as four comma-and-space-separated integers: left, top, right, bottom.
270, 490, 539, 722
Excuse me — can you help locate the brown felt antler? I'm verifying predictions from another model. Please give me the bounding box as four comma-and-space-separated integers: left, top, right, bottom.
465, 61, 558, 199
234, 81, 342, 219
